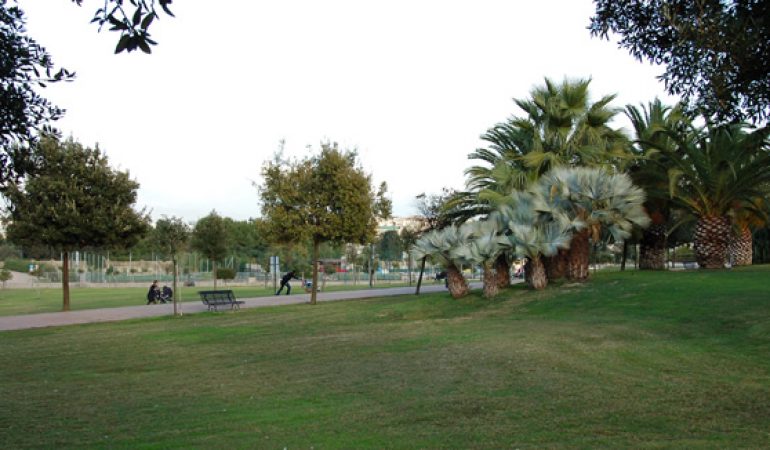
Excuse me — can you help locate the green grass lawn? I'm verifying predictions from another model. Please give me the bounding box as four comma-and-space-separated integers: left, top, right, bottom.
1, 266, 769, 448
0, 280, 427, 316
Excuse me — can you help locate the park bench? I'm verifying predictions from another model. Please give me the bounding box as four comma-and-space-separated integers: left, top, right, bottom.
198, 290, 244, 312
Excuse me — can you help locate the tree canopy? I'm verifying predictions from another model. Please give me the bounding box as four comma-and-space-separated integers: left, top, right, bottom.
590, 0, 770, 123
3, 134, 149, 310
259, 142, 391, 304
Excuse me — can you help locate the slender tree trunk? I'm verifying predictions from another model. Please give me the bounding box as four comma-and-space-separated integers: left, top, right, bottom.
639, 224, 667, 270
172, 257, 179, 316
729, 225, 753, 266
482, 262, 499, 298
620, 240, 628, 271
415, 256, 427, 295
494, 253, 510, 288
544, 248, 568, 281
212, 261, 218, 289
694, 215, 731, 269
566, 229, 591, 281
311, 240, 320, 305
445, 262, 469, 299
407, 255, 413, 286
525, 256, 548, 290
62, 251, 70, 311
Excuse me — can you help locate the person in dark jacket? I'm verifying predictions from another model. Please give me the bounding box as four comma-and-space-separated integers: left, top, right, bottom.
161, 285, 173, 303
276, 270, 299, 295
146, 280, 160, 304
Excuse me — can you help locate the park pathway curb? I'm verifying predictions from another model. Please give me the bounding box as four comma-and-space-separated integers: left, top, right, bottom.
0, 284, 466, 332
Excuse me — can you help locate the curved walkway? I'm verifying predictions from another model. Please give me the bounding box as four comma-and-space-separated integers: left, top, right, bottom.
0, 284, 468, 332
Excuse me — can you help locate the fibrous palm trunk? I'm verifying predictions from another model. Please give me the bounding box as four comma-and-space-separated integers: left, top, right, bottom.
639, 223, 667, 270
566, 229, 590, 281
694, 215, 730, 269
446, 263, 469, 299
482, 263, 499, 298
525, 256, 547, 290
544, 248, 568, 281
729, 225, 753, 266
494, 253, 510, 288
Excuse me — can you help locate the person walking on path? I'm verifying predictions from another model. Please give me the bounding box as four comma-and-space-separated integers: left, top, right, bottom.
276, 270, 299, 295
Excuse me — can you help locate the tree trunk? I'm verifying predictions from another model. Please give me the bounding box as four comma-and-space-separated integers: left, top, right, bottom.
639, 223, 667, 270
620, 240, 628, 271
694, 215, 730, 269
407, 254, 413, 286
415, 256, 427, 295
494, 253, 510, 288
729, 225, 753, 266
482, 263, 499, 298
212, 261, 218, 289
566, 229, 591, 281
62, 251, 70, 311
311, 240, 320, 305
172, 257, 179, 316
445, 263, 469, 299
525, 256, 547, 290
544, 248, 568, 281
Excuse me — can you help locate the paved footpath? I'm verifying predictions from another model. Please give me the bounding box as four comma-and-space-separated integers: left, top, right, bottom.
0, 284, 461, 332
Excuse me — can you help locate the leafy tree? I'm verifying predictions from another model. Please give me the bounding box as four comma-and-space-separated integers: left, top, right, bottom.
191, 211, 230, 288
74, 0, 176, 54
0, 268, 11, 289
413, 189, 455, 294
152, 215, 189, 315
0, 2, 74, 188
3, 134, 149, 310
590, 0, 770, 123
259, 142, 390, 305
399, 226, 419, 285
377, 230, 403, 270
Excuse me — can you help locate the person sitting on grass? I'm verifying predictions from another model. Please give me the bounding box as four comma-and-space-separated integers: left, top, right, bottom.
146, 280, 161, 305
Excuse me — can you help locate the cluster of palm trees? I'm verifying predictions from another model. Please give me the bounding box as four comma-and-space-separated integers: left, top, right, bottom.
412, 77, 770, 297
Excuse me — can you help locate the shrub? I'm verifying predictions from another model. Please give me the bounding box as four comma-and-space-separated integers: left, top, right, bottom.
216, 268, 236, 281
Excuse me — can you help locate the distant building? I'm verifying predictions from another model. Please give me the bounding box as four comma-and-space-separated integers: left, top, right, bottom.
377, 216, 426, 235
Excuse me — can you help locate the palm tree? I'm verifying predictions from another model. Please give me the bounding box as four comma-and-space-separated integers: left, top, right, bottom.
450, 220, 508, 298
625, 99, 689, 270
448, 77, 632, 282
411, 225, 474, 299
532, 167, 650, 280
662, 123, 770, 268
496, 191, 572, 290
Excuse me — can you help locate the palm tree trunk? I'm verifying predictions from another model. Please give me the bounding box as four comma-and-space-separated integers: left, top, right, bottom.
566, 229, 591, 281
544, 248, 568, 280
525, 256, 547, 290
729, 225, 753, 266
62, 251, 70, 311
639, 223, 667, 270
446, 263, 469, 299
494, 253, 510, 288
620, 240, 628, 271
694, 215, 731, 269
482, 262, 499, 298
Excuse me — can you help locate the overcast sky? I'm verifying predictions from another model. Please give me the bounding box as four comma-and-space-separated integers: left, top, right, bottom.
20, 0, 676, 222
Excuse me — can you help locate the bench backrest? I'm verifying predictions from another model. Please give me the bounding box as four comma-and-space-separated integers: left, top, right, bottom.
198, 290, 236, 304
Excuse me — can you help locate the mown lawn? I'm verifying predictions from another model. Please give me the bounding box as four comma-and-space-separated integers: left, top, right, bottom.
0, 280, 424, 316
1, 266, 769, 448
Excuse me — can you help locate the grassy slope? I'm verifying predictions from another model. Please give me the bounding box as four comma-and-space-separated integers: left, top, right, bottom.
1, 267, 769, 448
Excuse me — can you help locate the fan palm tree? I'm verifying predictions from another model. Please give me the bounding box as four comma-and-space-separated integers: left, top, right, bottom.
450, 220, 509, 298
662, 123, 770, 268
447, 77, 632, 282
411, 224, 474, 298
625, 99, 689, 270
533, 167, 650, 280
496, 191, 573, 290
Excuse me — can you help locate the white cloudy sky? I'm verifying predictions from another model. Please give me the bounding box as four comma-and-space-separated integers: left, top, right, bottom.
20, 0, 676, 222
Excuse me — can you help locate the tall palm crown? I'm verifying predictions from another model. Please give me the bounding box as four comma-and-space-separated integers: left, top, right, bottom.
662, 123, 770, 268
447, 77, 631, 224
